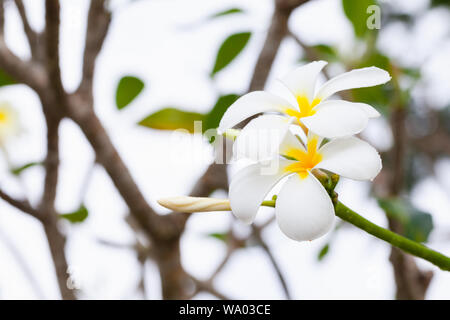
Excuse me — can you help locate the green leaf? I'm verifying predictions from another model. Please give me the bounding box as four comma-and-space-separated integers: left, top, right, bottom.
378, 197, 434, 243
207, 232, 228, 243
204, 94, 240, 131
10, 162, 41, 176
0, 69, 17, 87
312, 44, 338, 61
350, 51, 393, 114
211, 32, 251, 77
342, 0, 377, 38
60, 205, 89, 223
317, 243, 330, 261
115, 76, 145, 110
138, 107, 205, 133
431, 0, 450, 7
209, 7, 244, 19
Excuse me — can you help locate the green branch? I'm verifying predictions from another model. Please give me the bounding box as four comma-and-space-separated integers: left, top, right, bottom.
261, 200, 450, 271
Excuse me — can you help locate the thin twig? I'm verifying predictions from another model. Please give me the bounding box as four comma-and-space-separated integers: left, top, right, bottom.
14, 0, 40, 58
0, 188, 40, 218
78, 0, 111, 96
0, 227, 45, 298
252, 225, 292, 299
191, 277, 231, 300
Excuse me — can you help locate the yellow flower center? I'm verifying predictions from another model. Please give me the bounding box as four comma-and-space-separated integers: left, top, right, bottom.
285, 96, 321, 126
0, 110, 8, 123
283, 136, 322, 179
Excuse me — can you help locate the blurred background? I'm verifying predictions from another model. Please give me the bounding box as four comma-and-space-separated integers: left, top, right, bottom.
0, 0, 449, 299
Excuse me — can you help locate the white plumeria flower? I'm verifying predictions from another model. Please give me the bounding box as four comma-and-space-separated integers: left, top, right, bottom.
0, 102, 20, 145
219, 61, 390, 160
229, 131, 382, 241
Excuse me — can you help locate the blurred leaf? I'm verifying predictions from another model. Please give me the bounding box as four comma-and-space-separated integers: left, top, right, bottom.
60, 205, 89, 223
378, 197, 433, 243
204, 94, 240, 131
115, 76, 145, 110
342, 0, 377, 38
0, 69, 16, 87
317, 243, 330, 261
405, 153, 431, 192
312, 44, 338, 61
400, 67, 421, 80
431, 0, 450, 7
10, 162, 41, 176
386, 13, 414, 25
207, 232, 228, 243
138, 107, 205, 133
351, 51, 393, 114
209, 7, 244, 19
211, 32, 251, 77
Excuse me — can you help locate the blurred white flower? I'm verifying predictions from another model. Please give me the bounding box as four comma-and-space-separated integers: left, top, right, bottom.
0, 102, 20, 145
229, 131, 382, 241
218, 61, 390, 149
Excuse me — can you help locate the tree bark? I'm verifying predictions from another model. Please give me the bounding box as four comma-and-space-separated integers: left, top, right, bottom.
43, 218, 76, 300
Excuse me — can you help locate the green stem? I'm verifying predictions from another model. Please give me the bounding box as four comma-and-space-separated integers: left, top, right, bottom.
261, 200, 450, 271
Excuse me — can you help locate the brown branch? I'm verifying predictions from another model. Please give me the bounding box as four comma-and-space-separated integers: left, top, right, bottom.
0, 188, 41, 219
78, 0, 111, 97
191, 277, 231, 300
385, 68, 433, 300
0, 0, 5, 36
39, 116, 60, 215
248, 0, 307, 92
387, 106, 434, 299
67, 105, 168, 239
0, 39, 47, 90
44, 0, 65, 102
43, 217, 76, 300
252, 225, 292, 299
14, 0, 40, 58
38, 111, 74, 300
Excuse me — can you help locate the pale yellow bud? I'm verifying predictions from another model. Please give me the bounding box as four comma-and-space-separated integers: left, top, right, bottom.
157, 196, 231, 213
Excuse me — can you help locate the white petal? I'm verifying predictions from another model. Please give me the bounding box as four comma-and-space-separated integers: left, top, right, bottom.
234, 115, 291, 161
317, 136, 382, 181
218, 91, 295, 132
316, 67, 391, 100
279, 61, 327, 101
229, 160, 294, 224
325, 100, 380, 118
302, 100, 369, 138
279, 129, 306, 156
275, 173, 335, 241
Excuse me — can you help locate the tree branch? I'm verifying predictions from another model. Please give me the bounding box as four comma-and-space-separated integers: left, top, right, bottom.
247, 0, 307, 92
44, 0, 64, 102
0, 188, 40, 219
0, 0, 5, 36
39, 116, 60, 215
0, 38, 47, 90
14, 0, 40, 58
78, 0, 111, 97
384, 68, 434, 299
252, 225, 292, 299
191, 277, 231, 300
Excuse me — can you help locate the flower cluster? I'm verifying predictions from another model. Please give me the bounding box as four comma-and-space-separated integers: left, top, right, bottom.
220, 61, 390, 241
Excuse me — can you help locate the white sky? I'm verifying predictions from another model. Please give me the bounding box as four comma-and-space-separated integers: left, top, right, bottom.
0, 0, 449, 299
